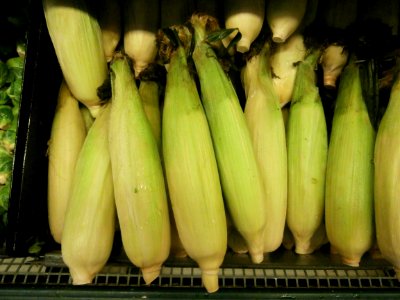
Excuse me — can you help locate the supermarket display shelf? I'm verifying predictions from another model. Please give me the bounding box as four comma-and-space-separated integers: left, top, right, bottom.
0, 249, 399, 299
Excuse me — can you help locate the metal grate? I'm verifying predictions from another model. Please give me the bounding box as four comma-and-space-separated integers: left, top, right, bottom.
0, 256, 399, 290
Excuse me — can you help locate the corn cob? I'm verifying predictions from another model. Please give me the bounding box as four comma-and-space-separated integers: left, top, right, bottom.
109, 54, 170, 285
325, 61, 375, 267
286, 49, 328, 255
160, 26, 227, 293
374, 67, 400, 278
190, 14, 266, 264
42, 0, 108, 117
48, 81, 87, 244
61, 103, 115, 285
242, 41, 287, 253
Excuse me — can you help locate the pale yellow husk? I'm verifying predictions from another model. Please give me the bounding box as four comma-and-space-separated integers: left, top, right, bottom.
374, 69, 400, 278
191, 14, 266, 264
325, 62, 375, 267
61, 104, 115, 285
42, 0, 108, 117
222, 0, 265, 53
109, 56, 170, 285
286, 51, 328, 255
270, 33, 306, 107
162, 34, 227, 293
266, 0, 307, 43
242, 42, 287, 253
48, 80, 86, 244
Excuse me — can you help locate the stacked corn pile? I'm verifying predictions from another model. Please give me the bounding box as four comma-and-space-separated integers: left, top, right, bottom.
42, 0, 400, 293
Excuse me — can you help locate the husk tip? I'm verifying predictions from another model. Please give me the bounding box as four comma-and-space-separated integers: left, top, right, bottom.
236, 39, 251, 54
189, 13, 220, 33
323, 75, 338, 89
142, 265, 162, 285
249, 251, 264, 264
295, 247, 314, 255
202, 269, 219, 293
70, 269, 95, 285
341, 256, 361, 267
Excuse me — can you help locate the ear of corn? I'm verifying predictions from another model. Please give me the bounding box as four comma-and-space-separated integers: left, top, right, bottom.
109, 54, 170, 285
325, 61, 375, 267
123, 0, 159, 77
266, 0, 308, 43
61, 103, 115, 285
42, 0, 108, 117
190, 14, 266, 264
270, 33, 307, 107
242, 42, 287, 253
374, 69, 400, 277
160, 27, 227, 293
47, 80, 87, 244
222, 0, 265, 53
286, 50, 328, 255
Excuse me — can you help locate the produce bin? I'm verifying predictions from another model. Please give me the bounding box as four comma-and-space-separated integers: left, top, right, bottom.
2, 0, 400, 298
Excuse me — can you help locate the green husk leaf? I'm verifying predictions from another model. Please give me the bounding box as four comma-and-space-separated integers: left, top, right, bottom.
206, 28, 237, 43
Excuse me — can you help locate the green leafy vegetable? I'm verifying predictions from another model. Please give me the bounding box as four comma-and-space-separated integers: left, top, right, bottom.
0, 62, 9, 88
0, 146, 12, 185
6, 57, 24, 81
7, 77, 22, 105
0, 105, 14, 130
